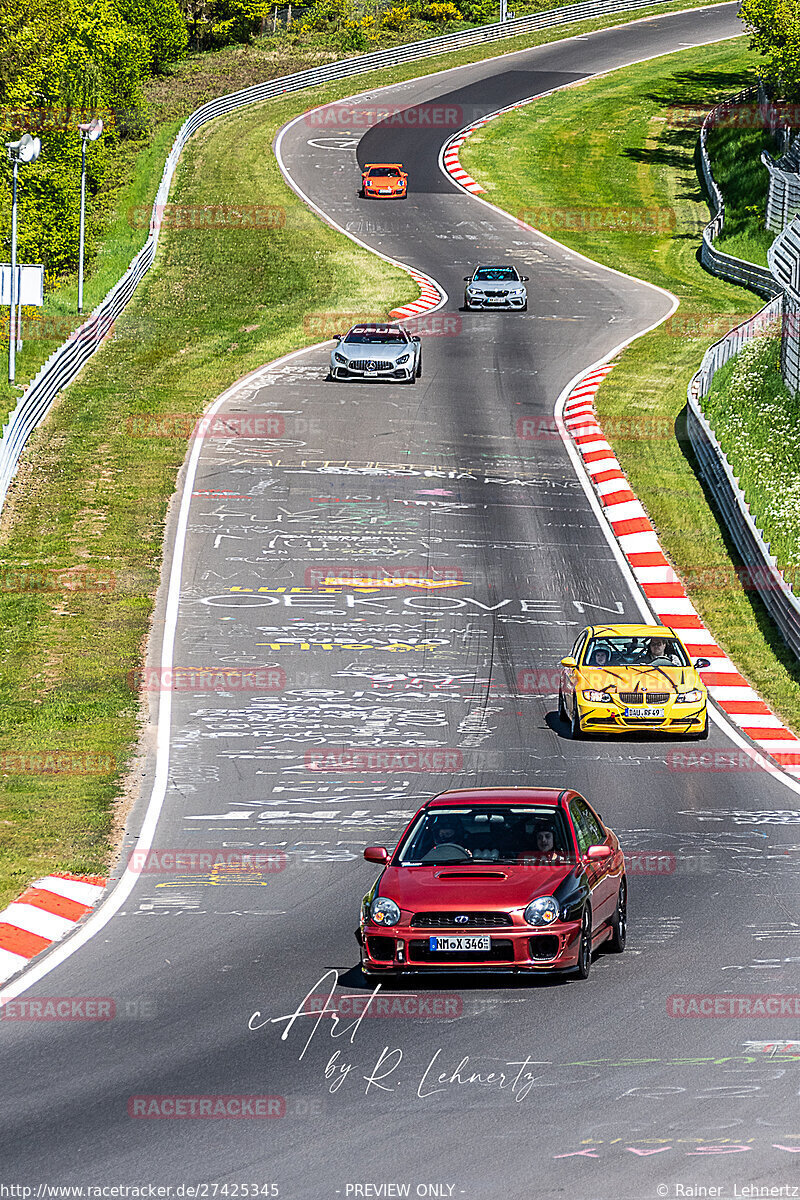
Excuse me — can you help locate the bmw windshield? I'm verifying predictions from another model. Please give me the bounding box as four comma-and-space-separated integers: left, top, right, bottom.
473, 267, 519, 281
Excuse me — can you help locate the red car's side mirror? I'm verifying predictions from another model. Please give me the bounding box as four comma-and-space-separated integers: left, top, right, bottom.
585, 844, 612, 861
364, 846, 389, 864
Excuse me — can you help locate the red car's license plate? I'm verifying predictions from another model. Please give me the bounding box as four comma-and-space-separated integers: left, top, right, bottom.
429, 935, 490, 952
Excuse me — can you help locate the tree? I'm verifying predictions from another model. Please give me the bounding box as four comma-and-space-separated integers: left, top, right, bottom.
740, 0, 800, 98
115, 0, 188, 73
178, 0, 271, 49
0, 0, 151, 281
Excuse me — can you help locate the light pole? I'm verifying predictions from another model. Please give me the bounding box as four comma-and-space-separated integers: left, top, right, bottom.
77, 119, 102, 315
6, 133, 41, 385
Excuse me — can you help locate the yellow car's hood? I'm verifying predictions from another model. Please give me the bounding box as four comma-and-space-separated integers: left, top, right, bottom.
578, 664, 704, 693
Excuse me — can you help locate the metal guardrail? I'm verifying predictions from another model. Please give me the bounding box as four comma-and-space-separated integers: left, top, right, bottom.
697, 86, 782, 299
687, 95, 800, 660
686, 312, 800, 661
0, 0, 686, 511
768, 215, 800, 394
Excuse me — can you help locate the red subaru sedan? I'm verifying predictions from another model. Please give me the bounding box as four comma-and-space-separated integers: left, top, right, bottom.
357, 787, 626, 980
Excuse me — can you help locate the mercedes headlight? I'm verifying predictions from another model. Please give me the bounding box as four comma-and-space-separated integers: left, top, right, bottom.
583, 689, 612, 702
676, 689, 703, 703
370, 897, 400, 926
524, 896, 560, 926
334, 352, 347, 364
396, 353, 410, 364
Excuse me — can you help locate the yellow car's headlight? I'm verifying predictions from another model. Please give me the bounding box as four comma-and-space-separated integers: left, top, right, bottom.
676, 689, 703, 703
583, 689, 612, 703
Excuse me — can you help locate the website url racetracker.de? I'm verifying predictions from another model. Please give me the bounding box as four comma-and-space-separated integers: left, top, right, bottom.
0, 1188, 279, 1198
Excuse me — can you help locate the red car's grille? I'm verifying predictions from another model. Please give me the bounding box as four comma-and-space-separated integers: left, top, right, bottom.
410, 911, 512, 928
408, 939, 515, 963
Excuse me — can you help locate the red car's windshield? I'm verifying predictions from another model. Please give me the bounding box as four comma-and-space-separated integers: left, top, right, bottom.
396, 806, 576, 866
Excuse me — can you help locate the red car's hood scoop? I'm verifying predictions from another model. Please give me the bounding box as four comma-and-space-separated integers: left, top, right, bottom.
435, 870, 508, 880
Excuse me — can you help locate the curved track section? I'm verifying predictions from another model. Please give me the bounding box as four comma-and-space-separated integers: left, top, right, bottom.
8, 7, 800, 1199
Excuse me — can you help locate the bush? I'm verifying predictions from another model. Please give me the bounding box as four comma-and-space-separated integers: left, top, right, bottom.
421, 0, 460, 19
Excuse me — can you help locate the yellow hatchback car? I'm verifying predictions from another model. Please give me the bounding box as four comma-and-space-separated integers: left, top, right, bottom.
559, 623, 710, 739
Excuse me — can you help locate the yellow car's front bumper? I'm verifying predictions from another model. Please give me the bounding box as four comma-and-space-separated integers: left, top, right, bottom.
576, 698, 707, 735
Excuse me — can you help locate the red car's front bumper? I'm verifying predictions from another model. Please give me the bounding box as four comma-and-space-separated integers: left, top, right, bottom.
359, 920, 582, 973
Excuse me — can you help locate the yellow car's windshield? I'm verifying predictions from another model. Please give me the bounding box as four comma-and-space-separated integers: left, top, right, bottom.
584, 636, 689, 668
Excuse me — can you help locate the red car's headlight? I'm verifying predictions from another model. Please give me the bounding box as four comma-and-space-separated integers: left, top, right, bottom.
370, 897, 400, 926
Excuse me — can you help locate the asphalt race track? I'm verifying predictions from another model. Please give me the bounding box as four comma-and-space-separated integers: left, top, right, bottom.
7, 6, 800, 1198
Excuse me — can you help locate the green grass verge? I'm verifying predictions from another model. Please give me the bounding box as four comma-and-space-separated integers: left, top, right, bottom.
703, 334, 800, 580
706, 123, 779, 266
0, 0, 731, 910
461, 38, 800, 731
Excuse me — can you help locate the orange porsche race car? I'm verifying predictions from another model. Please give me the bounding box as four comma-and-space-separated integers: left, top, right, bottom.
361, 163, 408, 199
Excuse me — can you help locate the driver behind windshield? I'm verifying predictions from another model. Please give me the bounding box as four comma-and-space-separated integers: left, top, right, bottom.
641, 636, 680, 666
514, 817, 565, 862
421, 814, 466, 857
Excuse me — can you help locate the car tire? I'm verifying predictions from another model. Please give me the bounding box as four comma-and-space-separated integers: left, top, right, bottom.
416, 355, 423, 378
521, 301, 528, 312
574, 908, 592, 980
571, 698, 584, 740
607, 878, 627, 953
558, 688, 568, 723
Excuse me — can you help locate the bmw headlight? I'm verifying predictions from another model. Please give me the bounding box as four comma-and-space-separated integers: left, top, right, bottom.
583, 689, 612, 703
370, 897, 400, 926
468, 286, 484, 294
396, 353, 410, 364
676, 689, 703, 703
524, 896, 560, 926
334, 352, 347, 364
510, 287, 525, 295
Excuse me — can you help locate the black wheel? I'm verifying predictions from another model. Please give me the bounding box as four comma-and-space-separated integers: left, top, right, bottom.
571, 697, 584, 740
416, 354, 422, 378
405, 373, 417, 385
521, 301, 528, 312
608, 878, 626, 953
574, 908, 592, 980
558, 688, 568, 723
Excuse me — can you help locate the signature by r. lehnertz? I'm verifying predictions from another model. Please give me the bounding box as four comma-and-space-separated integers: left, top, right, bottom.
248, 969, 540, 1101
